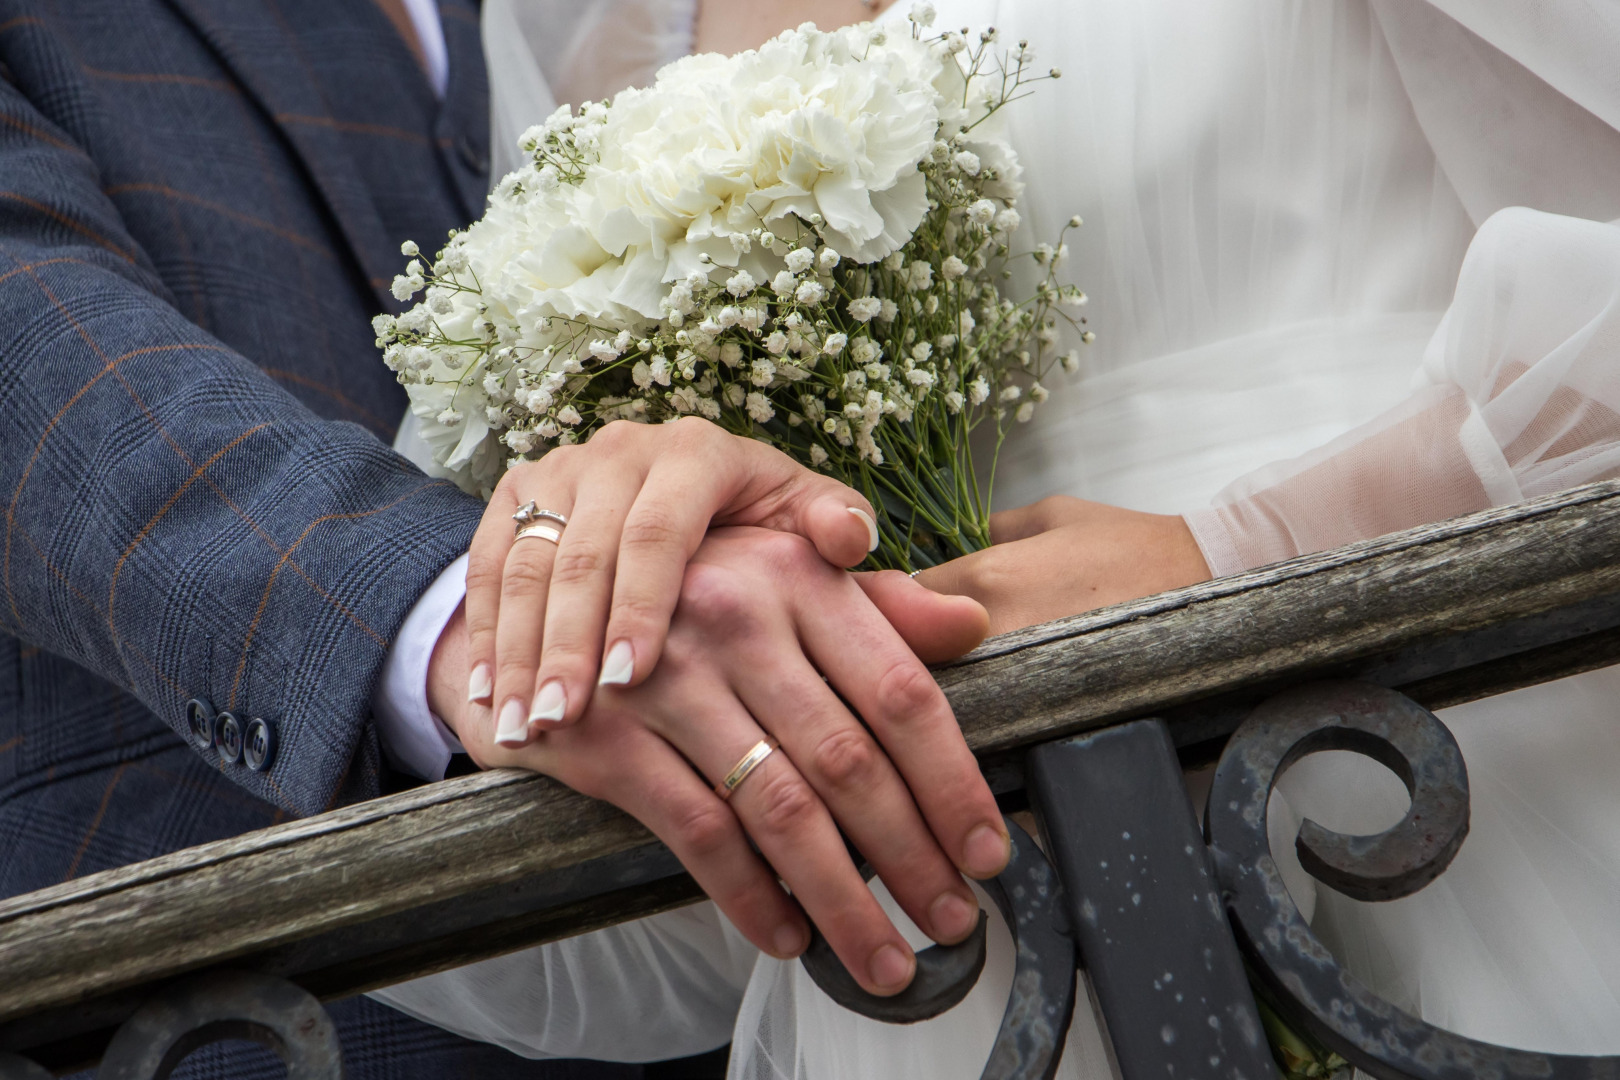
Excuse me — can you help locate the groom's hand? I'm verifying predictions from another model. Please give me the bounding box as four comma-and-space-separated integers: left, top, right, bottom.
463, 418, 881, 741
435, 527, 1007, 998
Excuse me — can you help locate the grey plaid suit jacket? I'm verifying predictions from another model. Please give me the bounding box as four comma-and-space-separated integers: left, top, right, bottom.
0, 1, 651, 1075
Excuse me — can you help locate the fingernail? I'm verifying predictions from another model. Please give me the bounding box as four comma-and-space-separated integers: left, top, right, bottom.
869, 943, 914, 991
468, 663, 493, 704
773, 923, 808, 958
494, 698, 529, 746
964, 823, 1011, 877
929, 891, 978, 943
528, 679, 567, 724
848, 507, 880, 553
599, 640, 635, 686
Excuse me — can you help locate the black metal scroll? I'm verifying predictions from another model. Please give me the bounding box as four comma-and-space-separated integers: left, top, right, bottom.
94, 970, 342, 1080
799, 817, 1077, 1080
1206, 680, 1620, 1080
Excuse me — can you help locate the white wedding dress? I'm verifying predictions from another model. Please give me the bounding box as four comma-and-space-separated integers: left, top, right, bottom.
375, 0, 1620, 1074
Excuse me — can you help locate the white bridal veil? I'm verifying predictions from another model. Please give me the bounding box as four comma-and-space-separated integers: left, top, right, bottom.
380, 0, 1620, 1074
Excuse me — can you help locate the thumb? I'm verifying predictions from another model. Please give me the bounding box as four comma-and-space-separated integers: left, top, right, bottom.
719, 441, 878, 569
855, 570, 990, 664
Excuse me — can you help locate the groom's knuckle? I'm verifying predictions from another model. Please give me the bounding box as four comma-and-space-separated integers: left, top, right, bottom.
751, 770, 816, 837
754, 529, 816, 575
679, 563, 752, 631
872, 660, 941, 727
810, 727, 879, 792
673, 800, 737, 858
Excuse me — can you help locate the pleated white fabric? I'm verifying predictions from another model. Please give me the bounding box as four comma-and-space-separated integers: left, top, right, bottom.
381, 0, 1620, 1074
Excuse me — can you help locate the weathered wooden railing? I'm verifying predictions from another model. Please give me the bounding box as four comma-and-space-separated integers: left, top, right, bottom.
8, 479, 1620, 1078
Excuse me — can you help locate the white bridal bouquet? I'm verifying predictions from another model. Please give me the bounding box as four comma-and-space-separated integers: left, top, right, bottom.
377, 5, 1088, 571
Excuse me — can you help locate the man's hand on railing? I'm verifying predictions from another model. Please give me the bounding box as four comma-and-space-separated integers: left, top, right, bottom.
429, 526, 1009, 999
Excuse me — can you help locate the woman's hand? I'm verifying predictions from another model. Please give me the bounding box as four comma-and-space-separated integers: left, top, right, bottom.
464, 417, 880, 746
917, 496, 1213, 635
437, 527, 1004, 998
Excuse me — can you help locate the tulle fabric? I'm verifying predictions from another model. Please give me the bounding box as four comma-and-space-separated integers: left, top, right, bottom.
385, 0, 1620, 1073
482, 0, 694, 179
369, 903, 758, 1062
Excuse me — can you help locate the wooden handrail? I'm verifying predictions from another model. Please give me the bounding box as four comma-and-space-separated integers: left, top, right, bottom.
6, 479, 1620, 1064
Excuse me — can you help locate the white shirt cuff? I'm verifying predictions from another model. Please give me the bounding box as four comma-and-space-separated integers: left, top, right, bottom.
374, 553, 468, 781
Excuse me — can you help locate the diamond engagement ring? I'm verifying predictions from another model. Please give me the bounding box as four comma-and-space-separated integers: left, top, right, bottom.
512, 501, 569, 535
715, 738, 780, 801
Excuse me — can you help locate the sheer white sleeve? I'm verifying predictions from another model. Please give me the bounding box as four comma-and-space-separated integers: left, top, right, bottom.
1185, 207, 1620, 576
369, 902, 758, 1062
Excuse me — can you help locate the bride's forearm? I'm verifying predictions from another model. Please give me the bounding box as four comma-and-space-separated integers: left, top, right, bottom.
693, 0, 895, 56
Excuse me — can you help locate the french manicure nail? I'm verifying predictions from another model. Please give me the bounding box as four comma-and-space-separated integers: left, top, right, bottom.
528, 679, 567, 724
963, 822, 1011, 878
494, 698, 529, 746
869, 943, 914, 991
930, 891, 978, 943
848, 506, 880, 552
599, 640, 635, 686
773, 923, 807, 958
468, 662, 493, 704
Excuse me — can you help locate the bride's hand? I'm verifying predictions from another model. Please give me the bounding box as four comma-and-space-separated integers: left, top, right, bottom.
437, 527, 1005, 998
464, 417, 880, 744
915, 496, 1213, 635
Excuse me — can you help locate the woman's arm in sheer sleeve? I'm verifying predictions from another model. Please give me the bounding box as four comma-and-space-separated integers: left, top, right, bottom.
1185, 207, 1620, 575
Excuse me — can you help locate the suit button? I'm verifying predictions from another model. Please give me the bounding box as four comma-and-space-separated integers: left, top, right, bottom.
185, 699, 215, 749
243, 717, 277, 772
216, 711, 244, 765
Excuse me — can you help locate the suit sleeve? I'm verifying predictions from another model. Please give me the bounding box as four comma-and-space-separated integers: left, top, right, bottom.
0, 76, 484, 815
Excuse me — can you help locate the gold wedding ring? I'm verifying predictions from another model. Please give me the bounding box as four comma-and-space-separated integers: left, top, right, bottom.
715, 738, 780, 801
514, 523, 563, 545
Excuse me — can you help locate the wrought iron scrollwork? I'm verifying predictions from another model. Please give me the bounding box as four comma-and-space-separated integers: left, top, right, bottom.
1207, 680, 1620, 1080
799, 816, 1077, 1080
94, 970, 342, 1080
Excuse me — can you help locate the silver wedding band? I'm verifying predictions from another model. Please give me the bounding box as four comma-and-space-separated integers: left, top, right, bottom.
514, 523, 563, 545
715, 738, 779, 801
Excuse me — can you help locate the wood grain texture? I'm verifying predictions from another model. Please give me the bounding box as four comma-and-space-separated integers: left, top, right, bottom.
4, 479, 1620, 1049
